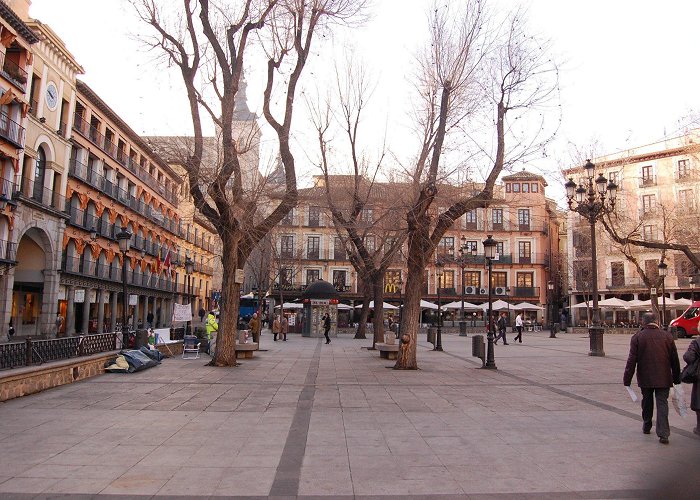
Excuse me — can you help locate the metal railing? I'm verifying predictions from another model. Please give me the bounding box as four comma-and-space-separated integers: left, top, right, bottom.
639, 176, 657, 187
0, 52, 28, 91
0, 111, 25, 147
14, 176, 65, 212
0, 333, 117, 370
0, 239, 17, 262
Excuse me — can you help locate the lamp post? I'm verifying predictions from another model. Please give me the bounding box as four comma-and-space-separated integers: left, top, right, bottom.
548, 281, 556, 338
457, 236, 473, 337
397, 276, 403, 338
564, 160, 617, 357
116, 227, 132, 349
658, 261, 667, 329
435, 261, 444, 351
185, 256, 194, 334
482, 234, 497, 369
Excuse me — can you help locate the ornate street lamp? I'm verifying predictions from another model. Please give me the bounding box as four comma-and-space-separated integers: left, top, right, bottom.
185, 255, 194, 335
435, 261, 444, 351
564, 160, 617, 356
658, 261, 668, 329
548, 281, 556, 338
116, 227, 132, 349
483, 234, 497, 369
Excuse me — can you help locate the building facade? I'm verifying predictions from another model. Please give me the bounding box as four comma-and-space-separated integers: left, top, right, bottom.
564, 132, 700, 326
270, 171, 563, 325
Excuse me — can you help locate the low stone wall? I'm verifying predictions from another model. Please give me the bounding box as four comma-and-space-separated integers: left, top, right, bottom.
0, 351, 119, 402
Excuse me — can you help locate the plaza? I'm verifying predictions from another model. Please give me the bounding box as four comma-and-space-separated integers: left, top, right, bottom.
0, 330, 698, 498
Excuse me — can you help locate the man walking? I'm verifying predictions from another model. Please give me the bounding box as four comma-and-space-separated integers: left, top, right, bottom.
513, 312, 524, 343
623, 312, 681, 444
494, 312, 508, 345
323, 313, 331, 344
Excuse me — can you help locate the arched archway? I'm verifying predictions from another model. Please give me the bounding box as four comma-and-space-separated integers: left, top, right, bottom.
12, 226, 54, 336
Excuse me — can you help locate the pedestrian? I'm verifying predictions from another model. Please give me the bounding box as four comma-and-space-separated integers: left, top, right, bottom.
281, 315, 288, 341
272, 315, 281, 342
146, 310, 154, 328
623, 312, 681, 444
248, 313, 261, 343
682, 336, 700, 437
560, 311, 567, 332
323, 313, 331, 344
199, 307, 206, 323
494, 312, 508, 345
514, 312, 524, 343
205, 310, 218, 355
55, 312, 64, 337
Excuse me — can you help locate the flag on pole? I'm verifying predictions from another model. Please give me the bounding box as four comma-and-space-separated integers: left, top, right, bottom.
163, 246, 171, 271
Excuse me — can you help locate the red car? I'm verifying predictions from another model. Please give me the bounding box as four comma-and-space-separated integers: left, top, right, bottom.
669, 302, 700, 338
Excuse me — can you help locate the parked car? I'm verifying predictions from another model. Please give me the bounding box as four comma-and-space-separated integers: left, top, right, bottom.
669, 302, 700, 337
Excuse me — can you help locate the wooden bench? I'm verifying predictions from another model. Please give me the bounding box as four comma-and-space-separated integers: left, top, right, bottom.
375, 343, 399, 360
235, 343, 258, 359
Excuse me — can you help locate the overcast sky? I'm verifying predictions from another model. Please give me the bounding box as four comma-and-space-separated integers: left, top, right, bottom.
29, 0, 700, 199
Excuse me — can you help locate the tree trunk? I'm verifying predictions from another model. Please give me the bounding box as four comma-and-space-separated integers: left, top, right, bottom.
355, 297, 370, 340
211, 238, 241, 367
394, 262, 423, 369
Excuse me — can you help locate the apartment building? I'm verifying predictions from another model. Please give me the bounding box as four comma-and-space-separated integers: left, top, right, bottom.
270, 171, 563, 324
0, 0, 39, 340
564, 132, 700, 326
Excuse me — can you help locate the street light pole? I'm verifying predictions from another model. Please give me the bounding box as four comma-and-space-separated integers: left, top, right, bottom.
548, 281, 556, 338
435, 262, 444, 351
116, 227, 132, 350
397, 277, 403, 339
658, 261, 667, 329
458, 236, 467, 336
564, 160, 617, 357
483, 235, 497, 369
185, 256, 194, 335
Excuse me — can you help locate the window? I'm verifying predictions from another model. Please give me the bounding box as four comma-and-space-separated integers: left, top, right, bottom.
516, 272, 533, 287
463, 271, 481, 288
491, 272, 507, 288
361, 207, 373, 223
518, 209, 530, 229
505, 183, 511, 193
644, 260, 659, 282
641, 194, 656, 214
611, 262, 625, 287
608, 172, 618, 185
641, 165, 654, 185
281, 235, 295, 258
333, 270, 347, 291
279, 268, 293, 286
522, 183, 529, 193
465, 209, 477, 229
464, 240, 478, 253
33, 147, 46, 202
306, 269, 320, 284
282, 209, 295, 225
678, 159, 690, 179
642, 225, 656, 241
439, 237, 454, 257
306, 235, 320, 259
333, 237, 346, 260
496, 241, 504, 256
441, 270, 455, 290
678, 189, 695, 210
492, 208, 503, 226
364, 235, 375, 253
518, 241, 531, 263
308, 206, 321, 227
512, 183, 520, 193
531, 183, 539, 193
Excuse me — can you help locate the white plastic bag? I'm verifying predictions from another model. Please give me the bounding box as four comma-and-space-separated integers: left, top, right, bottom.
671, 385, 688, 418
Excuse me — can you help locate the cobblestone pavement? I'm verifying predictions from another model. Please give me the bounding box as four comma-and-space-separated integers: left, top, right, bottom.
0, 330, 699, 499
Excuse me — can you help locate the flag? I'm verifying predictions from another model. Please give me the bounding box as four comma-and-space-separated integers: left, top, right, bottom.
156, 255, 161, 274
163, 246, 171, 271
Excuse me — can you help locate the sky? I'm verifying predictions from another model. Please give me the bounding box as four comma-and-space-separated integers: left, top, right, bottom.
28, 0, 700, 202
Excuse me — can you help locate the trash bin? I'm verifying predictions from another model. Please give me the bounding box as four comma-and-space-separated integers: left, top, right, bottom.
135, 329, 148, 349
427, 327, 436, 345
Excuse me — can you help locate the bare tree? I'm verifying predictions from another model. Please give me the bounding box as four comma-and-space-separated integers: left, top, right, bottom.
394, 3, 559, 369
133, 0, 365, 366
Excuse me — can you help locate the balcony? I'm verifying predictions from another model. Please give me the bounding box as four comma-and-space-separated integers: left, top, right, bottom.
0, 112, 25, 148
639, 175, 657, 188
512, 286, 540, 297
0, 52, 28, 91
605, 277, 645, 289
675, 170, 697, 183
14, 177, 65, 212
0, 239, 17, 263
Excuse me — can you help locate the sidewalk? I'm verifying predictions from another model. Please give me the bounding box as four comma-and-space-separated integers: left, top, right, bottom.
0, 330, 698, 498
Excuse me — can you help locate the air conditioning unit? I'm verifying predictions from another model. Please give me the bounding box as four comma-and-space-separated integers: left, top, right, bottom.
480, 288, 488, 295
495, 286, 507, 296
465, 286, 476, 295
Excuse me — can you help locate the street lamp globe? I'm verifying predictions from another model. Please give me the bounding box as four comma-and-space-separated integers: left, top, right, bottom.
584, 159, 595, 178
657, 261, 668, 277
483, 234, 497, 259
116, 227, 131, 253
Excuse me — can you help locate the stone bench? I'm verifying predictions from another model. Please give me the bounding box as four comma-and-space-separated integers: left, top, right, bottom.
235, 343, 258, 359
375, 343, 399, 360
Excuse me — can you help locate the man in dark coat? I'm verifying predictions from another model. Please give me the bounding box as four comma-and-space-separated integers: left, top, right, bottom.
623, 312, 681, 444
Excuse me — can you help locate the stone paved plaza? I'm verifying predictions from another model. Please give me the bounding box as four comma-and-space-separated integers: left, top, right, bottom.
1, 330, 699, 499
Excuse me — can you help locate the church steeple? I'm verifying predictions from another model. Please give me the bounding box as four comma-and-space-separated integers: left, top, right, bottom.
234, 72, 256, 121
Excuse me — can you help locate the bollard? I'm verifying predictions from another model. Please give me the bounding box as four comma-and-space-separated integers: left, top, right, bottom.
472, 334, 485, 366
427, 327, 436, 345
